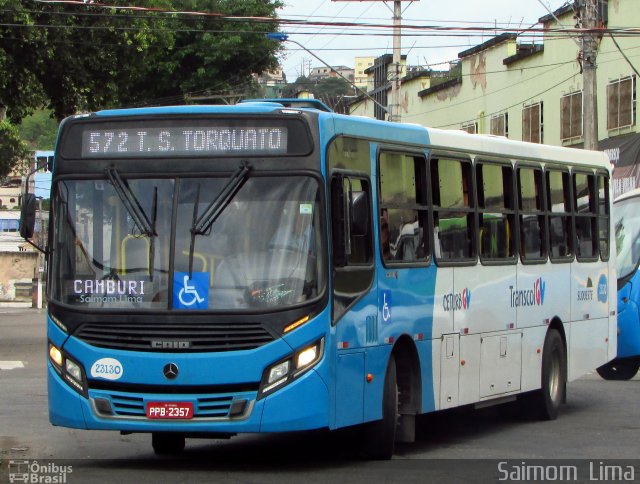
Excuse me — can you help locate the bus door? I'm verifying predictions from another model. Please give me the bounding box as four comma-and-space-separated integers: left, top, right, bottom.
331, 173, 376, 428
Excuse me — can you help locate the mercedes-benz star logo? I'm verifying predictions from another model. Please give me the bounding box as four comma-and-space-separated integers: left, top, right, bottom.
163, 363, 179, 380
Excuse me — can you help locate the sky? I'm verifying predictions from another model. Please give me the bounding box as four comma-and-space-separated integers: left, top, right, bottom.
276, 0, 570, 81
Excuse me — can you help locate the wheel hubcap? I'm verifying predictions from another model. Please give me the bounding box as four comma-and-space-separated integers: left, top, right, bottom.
548, 351, 561, 402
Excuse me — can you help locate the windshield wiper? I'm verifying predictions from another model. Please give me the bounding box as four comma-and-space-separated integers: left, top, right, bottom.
106, 167, 155, 237
188, 163, 251, 277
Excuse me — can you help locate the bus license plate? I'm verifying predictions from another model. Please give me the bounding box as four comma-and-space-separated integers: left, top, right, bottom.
146, 402, 194, 419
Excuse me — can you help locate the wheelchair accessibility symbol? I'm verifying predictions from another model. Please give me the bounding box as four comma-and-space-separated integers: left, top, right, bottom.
381, 290, 392, 324
173, 272, 208, 309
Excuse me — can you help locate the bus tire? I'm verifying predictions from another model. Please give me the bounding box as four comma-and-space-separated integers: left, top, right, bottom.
361, 356, 398, 460
529, 329, 566, 420
152, 433, 185, 455
597, 359, 640, 381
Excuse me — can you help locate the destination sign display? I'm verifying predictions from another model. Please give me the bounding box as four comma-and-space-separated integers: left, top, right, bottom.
81, 126, 289, 157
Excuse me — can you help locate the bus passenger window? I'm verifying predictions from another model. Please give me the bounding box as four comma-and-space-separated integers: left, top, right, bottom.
597, 174, 610, 260
546, 170, 573, 261
574, 172, 597, 260
517, 166, 546, 261
431, 158, 475, 262
378, 151, 428, 264
477, 162, 515, 261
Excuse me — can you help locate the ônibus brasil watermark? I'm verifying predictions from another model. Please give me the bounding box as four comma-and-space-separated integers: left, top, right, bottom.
8, 460, 72, 483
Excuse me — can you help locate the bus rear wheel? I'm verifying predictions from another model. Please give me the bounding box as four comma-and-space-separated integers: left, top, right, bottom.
152, 433, 185, 455
361, 356, 398, 460
524, 329, 566, 420
597, 359, 640, 380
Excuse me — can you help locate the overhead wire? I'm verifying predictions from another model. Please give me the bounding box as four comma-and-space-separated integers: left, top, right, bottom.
10, 0, 640, 113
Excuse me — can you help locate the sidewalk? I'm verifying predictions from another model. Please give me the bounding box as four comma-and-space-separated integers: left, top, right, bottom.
0, 301, 33, 309
0, 306, 45, 314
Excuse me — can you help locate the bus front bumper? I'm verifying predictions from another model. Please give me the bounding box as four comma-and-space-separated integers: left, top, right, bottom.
48, 362, 330, 434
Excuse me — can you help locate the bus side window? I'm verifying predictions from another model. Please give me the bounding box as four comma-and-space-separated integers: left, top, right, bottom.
546, 169, 573, 261
597, 173, 610, 261
573, 172, 598, 261
430, 157, 475, 262
477, 162, 515, 262
330, 173, 374, 321
378, 151, 429, 264
517, 166, 547, 262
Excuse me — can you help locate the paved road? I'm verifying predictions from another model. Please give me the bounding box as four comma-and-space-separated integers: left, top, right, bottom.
1, 309, 639, 483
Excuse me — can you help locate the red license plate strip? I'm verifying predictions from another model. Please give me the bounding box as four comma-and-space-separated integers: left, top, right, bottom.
146, 401, 194, 419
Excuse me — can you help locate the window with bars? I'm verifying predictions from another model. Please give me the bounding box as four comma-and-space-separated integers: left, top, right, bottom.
522, 102, 543, 143
607, 76, 636, 130
490, 113, 508, 137
461, 121, 478, 134
560, 91, 583, 142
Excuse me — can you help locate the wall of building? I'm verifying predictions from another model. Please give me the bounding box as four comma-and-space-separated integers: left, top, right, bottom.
349, 0, 640, 196
0, 251, 39, 303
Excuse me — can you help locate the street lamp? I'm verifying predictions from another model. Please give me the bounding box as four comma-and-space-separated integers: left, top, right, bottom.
267, 33, 389, 116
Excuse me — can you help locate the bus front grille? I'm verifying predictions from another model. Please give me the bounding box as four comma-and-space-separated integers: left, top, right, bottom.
75, 322, 275, 352
90, 389, 253, 420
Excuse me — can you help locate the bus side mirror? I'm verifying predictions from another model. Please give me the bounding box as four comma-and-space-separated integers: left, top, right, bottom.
351, 191, 370, 237
20, 193, 37, 239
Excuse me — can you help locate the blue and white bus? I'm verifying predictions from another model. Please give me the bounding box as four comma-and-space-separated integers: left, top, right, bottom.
21, 101, 616, 458
598, 188, 640, 380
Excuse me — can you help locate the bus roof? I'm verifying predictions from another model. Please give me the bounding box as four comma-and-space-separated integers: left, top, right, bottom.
82, 103, 610, 170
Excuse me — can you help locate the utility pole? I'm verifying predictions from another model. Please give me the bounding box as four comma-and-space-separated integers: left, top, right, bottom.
330, 0, 413, 122
390, 0, 402, 123
580, 0, 600, 150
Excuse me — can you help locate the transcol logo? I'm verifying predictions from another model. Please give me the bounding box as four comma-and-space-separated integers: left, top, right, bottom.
510, 277, 546, 308
443, 288, 471, 312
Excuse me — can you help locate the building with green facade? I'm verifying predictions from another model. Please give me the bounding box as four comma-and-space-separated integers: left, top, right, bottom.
349, 0, 640, 198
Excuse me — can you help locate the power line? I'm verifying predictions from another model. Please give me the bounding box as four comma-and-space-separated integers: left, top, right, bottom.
25, 2, 640, 37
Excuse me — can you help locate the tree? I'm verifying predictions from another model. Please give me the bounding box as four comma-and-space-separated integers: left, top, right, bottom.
0, 120, 29, 178
0, 0, 283, 121
282, 76, 354, 112
281, 76, 312, 98
18, 110, 58, 150
0, 0, 283, 175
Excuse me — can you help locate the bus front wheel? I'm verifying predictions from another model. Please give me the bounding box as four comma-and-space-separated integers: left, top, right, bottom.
361, 356, 398, 460
597, 359, 640, 380
152, 433, 185, 455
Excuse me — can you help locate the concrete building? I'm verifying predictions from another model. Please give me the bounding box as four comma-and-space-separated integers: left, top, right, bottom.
0, 151, 50, 305
350, 0, 640, 198
254, 68, 287, 98
354, 56, 375, 89
309, 65, 354, 82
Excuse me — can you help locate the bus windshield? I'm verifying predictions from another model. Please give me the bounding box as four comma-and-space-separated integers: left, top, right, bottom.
50, 174, 324, 311
615, 195, 640, 281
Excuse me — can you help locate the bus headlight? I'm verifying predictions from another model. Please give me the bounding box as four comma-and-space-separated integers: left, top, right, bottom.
267, 360, 290, 386
48, 342, 87, 397
258, 338, 324, 399
65, 359, 83, 382
49, 345, 63, 367
295, 344, 320, 371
